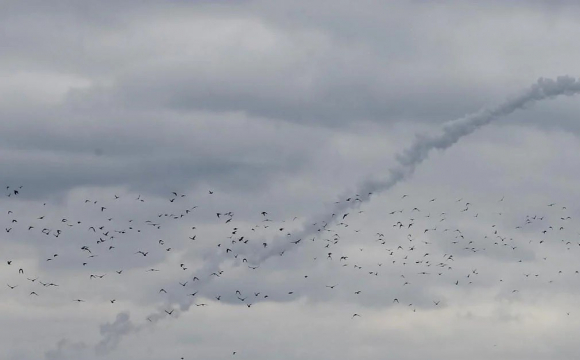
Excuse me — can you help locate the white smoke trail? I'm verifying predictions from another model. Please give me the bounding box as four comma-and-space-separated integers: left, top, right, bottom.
81, 75, 580, 357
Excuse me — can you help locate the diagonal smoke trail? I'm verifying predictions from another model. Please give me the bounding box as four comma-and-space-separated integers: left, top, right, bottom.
250, 75, 580, 262
83, 75, 580, 357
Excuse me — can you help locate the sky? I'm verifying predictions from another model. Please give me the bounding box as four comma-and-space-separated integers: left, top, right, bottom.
2, 1, 580, 359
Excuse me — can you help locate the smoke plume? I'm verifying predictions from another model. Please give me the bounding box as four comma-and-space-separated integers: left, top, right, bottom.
87, 75, 580, 356
252, 75, 580, 261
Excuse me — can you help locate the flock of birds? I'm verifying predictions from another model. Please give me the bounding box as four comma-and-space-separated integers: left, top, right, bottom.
2, 185, 579, 357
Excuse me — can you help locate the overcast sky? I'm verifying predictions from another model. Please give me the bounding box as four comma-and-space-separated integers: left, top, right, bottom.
3, 1, 580, 360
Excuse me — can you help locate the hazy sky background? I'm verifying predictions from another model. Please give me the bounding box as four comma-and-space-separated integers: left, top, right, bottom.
2, 1, 580, 359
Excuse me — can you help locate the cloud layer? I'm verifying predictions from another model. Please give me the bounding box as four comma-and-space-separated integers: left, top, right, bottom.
2, 1, 580, 360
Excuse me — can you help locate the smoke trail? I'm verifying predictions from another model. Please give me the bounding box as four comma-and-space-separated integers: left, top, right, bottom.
250, 75, 580, 262
87, 75, 580, 355
95, 312, 141, 356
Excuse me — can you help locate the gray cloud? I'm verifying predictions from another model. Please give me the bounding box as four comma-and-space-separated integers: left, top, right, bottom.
2, 1, 580, 360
